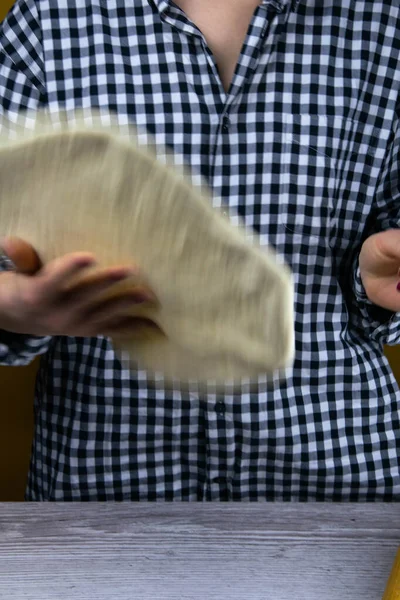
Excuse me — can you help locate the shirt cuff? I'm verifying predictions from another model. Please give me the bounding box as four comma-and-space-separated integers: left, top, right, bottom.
353, 258, 400, 346
0, 328, 52, 366
353, 262, 375, 306
0, 251, 52, 365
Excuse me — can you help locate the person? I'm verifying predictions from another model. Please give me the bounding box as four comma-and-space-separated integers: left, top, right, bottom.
0, 0, 399, 501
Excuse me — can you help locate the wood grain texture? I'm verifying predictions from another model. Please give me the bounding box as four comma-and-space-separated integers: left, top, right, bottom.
0, 0, 399, 506
0, 504, 399, 600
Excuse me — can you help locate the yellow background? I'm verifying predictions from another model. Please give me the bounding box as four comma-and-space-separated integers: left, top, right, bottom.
0, 0, 399, 501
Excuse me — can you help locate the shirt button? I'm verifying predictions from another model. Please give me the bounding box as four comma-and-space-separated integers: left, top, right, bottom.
222, 115, 230, 132
215, 401, 226, 415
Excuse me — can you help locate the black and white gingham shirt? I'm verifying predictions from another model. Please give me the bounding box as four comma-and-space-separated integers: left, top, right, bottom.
0, 0, 399, 500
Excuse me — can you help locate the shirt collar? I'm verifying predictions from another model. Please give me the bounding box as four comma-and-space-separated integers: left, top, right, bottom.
149, 0, 301, 16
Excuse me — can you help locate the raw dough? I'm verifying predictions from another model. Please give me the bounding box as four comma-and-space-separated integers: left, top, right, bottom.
0, 109, 294, 384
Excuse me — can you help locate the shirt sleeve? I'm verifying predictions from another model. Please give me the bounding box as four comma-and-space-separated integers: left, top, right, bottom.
352, 113, 400, 347
0, 0, 52, 366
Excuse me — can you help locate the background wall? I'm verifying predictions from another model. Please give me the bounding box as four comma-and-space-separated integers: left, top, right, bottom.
0, 0, 399, 501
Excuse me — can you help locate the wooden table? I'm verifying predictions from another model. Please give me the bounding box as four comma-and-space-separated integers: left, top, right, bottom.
0, 504, 399, 599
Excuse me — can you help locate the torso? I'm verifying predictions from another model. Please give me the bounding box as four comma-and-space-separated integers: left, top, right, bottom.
173, 0, 261, 93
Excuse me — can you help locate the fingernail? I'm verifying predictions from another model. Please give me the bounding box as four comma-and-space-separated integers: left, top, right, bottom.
78, 258, 96, 268
111, 269, 137, 281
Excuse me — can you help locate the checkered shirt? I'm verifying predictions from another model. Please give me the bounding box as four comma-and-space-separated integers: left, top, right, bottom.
0, 0, 399, 500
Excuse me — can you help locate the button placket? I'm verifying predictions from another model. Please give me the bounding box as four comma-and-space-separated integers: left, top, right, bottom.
204, 398, 235, 499
221, 114, 230, 132
215, 400, 226, 416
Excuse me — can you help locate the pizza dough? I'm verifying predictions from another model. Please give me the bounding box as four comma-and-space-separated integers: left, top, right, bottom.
0, 109, 294, 384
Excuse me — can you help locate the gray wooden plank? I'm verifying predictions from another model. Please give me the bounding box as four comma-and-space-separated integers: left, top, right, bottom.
1, 503, 400, 536
0, 504, 398, 600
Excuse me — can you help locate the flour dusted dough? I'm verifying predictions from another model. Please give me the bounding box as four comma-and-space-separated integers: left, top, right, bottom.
0, 110, 294, 383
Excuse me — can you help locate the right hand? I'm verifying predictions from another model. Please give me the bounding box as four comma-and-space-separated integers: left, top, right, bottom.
0, 237, 157, 338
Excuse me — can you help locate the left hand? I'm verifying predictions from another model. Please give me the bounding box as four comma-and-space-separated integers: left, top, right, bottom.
359, 229, 400, 312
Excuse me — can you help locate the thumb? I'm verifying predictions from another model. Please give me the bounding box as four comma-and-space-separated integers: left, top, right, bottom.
0, 236, 42, 275
370, 229, 400, 262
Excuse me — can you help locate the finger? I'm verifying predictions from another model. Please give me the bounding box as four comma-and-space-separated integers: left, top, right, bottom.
79, 288, 156, 324
38, 253, 99, 300
366, 277, 400, 313
101, 316, 163, 339
370, 230, 400, 267
379, 279, 400, 312
60, 265, 143, 306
